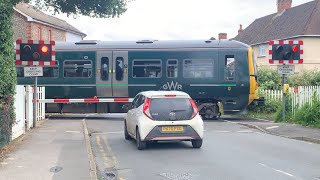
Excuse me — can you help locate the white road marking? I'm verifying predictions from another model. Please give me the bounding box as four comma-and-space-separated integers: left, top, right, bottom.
259, 163, 268, 167
275, 169, 294, 177
7, 157, 14, 160
106, 131, 123, 134
258, 162, 302, 180
66, 131, 80, 133
266, 126, 279, 130
237, 130, 253, 133
224, 120, 237, 124
94, 131, 123, 135
213, 131, 231, 133
17, 166, 24, 168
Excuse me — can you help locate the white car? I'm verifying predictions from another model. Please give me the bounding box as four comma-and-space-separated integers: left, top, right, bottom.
124, 91, 204, 150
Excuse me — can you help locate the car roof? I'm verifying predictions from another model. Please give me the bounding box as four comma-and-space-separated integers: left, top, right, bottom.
139, 91, 190, 98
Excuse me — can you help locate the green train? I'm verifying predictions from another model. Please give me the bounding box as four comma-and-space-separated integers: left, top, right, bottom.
17, 40, 263, 118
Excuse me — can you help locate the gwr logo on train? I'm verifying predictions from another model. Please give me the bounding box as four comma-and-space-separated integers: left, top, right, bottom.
162, 81, 183, 91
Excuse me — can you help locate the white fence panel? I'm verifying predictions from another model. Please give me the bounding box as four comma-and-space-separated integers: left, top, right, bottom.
12, 86, 25, 140
261, 86, 320, 115
12, 86, 45, 140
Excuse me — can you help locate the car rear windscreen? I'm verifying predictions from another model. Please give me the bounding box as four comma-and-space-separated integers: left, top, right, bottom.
149, 98, 193, 121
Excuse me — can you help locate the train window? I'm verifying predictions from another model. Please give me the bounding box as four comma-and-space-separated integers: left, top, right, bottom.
183, 59, 214, 78
132, 59, 162, 78
116, 57, 124, 81
225, 55, 235, 81
101, 57, 109, 81
16, 62, 59, 78
167, 59, 178, 78
43, 62, 59, 78
63, 60, 92, 78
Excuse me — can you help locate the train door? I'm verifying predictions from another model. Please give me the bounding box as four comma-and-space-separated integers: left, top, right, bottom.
96, 51, 113, 97
112, 51, 129, 97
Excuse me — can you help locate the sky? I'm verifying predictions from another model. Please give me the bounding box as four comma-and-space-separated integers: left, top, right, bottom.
51, 0, 313, 41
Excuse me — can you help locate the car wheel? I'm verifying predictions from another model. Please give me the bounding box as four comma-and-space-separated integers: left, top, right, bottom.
124, 121, 131, 140
136, 128, 147, 150
191, 139, 203, 148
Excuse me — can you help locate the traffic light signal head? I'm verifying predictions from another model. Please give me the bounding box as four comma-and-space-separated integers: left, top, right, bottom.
20, 43, 53, 61
272, 44, 301, 60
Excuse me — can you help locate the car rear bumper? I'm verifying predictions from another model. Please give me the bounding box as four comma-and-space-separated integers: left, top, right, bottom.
144, 125, 202, 141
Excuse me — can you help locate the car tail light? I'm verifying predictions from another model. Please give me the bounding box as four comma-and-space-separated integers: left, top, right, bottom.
189, 98, 198, 119
143, 98, 153, 120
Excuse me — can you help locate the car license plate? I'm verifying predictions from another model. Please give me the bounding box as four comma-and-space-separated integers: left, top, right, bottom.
161, 126, 184, 133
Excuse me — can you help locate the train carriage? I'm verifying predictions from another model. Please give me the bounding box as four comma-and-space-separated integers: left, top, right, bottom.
17, 39, 263, 119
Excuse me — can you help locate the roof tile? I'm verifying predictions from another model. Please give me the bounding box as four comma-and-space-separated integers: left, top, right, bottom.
15, 3, 86, 37
234, 0, 319, 45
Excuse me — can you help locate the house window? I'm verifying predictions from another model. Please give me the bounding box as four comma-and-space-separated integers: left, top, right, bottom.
48, 30, 52, 41
38, 26, 42, 40
259, 45, 266, 57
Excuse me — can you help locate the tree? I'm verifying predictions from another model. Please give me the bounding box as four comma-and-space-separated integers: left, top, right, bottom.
0, 0, 129, 147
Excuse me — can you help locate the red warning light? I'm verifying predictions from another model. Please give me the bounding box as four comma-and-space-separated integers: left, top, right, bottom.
292, 45, 299, 53
41, 45, 49, 54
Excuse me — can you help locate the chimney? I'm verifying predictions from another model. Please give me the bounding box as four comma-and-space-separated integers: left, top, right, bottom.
277, 0, 292, 13
218, 33, 227, 40
238, 24, 243, 35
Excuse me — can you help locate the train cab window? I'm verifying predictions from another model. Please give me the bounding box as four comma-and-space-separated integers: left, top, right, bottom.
183, 59, 214, 78
101, 57, 109, 81
167, 59, 178, 78
132, 59, 162, 78
63, 60, 92, 78
225, 55, 235, 81
116, 57, 124, 81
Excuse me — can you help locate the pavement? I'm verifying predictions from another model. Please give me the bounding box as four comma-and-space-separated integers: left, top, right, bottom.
0, 119, 94, 180
224, 117, 320, 144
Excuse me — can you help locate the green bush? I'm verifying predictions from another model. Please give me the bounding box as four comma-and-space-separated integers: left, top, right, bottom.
0, 1, 17, 147
257, 68, 320, 89
257, 68, 281, 90
293, 95, 320, 128
287, 71, 320, 86
248, 98, 280, 114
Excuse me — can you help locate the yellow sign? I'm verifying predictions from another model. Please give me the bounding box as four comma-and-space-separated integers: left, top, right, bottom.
161, 126, 184, 133
283, 84, 290, 94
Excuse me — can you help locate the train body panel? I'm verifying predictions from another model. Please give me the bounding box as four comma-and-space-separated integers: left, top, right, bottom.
17, 40, 259, 114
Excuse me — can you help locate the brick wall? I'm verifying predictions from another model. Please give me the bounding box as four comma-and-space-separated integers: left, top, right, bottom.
12, 11, 30, 40
13, 11, 66, 42
30, 22, 66, 41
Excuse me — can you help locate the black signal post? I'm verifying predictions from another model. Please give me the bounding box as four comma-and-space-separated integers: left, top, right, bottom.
269, 40, 303, 122
16, 40, 56, 128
